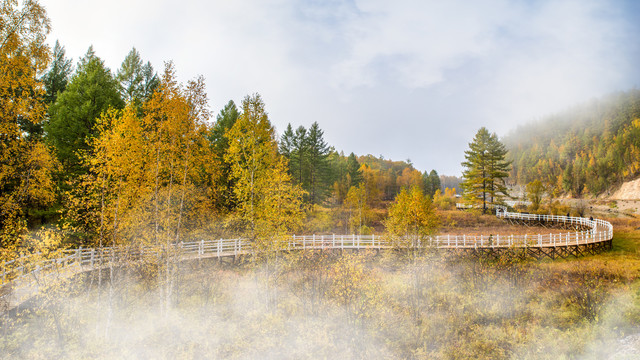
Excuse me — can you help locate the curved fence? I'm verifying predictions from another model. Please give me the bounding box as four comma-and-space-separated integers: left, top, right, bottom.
0, 208, 614, 310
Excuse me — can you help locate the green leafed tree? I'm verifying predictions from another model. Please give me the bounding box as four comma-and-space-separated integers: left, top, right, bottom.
46, 47, 124, 177
208, 100, 240, 211
117, 47, 158, 107
461, 127, 511, 213
281, 121, 332, 205
292, 125, 309, 186
279, 123, 295, 159
423, 169, 441, 197
305, 122, 332, 204
346, 152, 363, 186
42, 40, 73, 106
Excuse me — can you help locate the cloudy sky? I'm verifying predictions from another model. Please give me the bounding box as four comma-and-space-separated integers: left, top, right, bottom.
44, 0, 640, 175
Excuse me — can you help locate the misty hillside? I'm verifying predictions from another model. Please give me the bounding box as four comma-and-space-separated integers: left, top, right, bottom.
504, 89, 640, 196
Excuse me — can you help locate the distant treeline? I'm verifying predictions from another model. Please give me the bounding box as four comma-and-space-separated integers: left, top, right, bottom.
504, 89, 640, 196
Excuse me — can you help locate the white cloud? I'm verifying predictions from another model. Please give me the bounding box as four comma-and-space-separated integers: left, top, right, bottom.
43, 0, 640, 174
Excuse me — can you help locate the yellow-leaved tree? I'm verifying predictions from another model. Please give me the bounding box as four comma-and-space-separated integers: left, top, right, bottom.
64, 62, 219, 319
344, 183, 369, 234
0, 0, 59, 257
384, 185, 439, 323
385, 185, 439, 253
224, 93, 304, 312
225, 93, 305, 253
71, 62, 217, 248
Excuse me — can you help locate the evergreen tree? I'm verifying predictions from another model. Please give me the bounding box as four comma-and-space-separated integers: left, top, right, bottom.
42, 40, 73, 106
210, 100, 240, 156
486, 135, 510, 204
305, 122, 331, 204
429, 170, 441, 195
46, 47, 124, 176
141, 61, 159, 102
346, 152, 363, 186
461, 127, 511, 213
117, 47, 158, 107
279, 123, 295, 158
422, 171, 432, 197
291, 125, 309, 186
208, 100, 240, 211
422, 169, 441, 197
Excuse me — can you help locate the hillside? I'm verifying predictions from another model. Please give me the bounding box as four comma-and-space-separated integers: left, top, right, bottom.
504, 89, 640, 196
611, 178, 640, 200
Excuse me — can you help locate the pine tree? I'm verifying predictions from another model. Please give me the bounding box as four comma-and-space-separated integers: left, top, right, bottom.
346, 152, 363, 186
461, 127, 511, 213
117, 47, 158, 107
209, 100, 240, 211
279, 123, 295, 159
305, 122, 331, 204
42, 40, 73, 106
486, 133, 510, 205
428, 170, 441, 196
292, 125, 309, 186
46, 47, 124, 177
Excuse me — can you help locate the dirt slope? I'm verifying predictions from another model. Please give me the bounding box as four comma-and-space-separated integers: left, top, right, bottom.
611, 178, 640, 200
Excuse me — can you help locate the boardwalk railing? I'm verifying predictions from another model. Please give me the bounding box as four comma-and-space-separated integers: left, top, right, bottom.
0, 209, 614, 309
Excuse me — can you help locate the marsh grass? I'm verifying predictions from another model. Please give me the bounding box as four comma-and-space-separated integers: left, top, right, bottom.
3, 214, 640, 359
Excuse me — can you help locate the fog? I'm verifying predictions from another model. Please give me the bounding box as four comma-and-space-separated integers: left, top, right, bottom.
2, 251, 638, 359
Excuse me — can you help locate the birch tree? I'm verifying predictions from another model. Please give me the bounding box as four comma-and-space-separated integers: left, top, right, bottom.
225, 93, 304, 250
0, 0, 58, 254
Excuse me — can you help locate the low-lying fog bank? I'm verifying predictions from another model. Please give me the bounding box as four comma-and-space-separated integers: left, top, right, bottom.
1, 251, 639, 359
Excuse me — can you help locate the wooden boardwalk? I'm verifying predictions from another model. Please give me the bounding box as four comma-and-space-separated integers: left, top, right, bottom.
0, 208, 614, 312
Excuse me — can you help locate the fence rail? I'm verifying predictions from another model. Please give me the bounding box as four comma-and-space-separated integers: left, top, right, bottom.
0, 208, 614, 308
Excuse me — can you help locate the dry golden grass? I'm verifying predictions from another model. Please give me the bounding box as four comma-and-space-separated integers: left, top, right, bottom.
438, 210, 575, 236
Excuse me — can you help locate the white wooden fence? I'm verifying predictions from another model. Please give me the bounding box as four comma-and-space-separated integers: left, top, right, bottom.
0, 208, 613, 308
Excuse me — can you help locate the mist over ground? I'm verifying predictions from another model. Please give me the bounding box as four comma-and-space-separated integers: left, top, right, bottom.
2, 250, 639, 359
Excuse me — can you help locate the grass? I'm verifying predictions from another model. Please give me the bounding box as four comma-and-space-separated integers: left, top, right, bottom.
4, 210, 640, 359
439, 210, 584, 236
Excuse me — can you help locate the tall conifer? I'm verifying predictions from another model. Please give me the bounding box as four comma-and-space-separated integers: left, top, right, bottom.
461, 127, 511, 213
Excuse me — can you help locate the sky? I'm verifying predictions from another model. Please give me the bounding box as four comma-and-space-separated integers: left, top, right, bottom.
43, 0, 640, 175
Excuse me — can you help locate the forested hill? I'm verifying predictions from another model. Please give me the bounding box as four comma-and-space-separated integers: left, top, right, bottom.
504, 89, 640, 197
